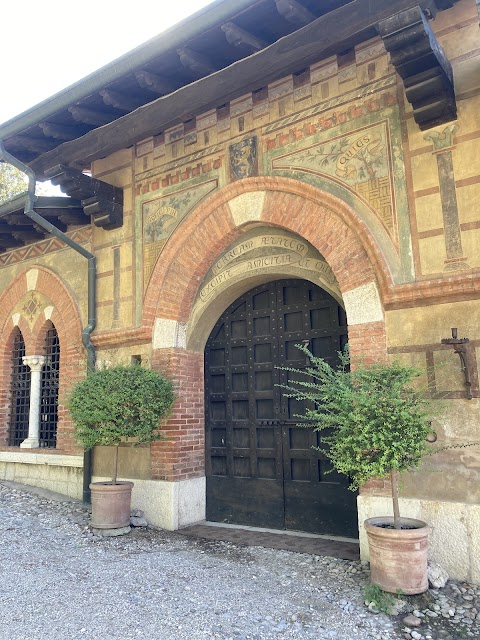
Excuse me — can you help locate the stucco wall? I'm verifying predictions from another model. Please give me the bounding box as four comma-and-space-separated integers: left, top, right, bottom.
0, 1, 478, 578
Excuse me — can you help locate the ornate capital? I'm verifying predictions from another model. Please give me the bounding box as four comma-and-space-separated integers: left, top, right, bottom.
22, 355, 46, 372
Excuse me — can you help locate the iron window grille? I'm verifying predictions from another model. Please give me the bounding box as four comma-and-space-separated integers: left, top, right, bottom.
40, 326, 60, 448
8, 331, 31, 446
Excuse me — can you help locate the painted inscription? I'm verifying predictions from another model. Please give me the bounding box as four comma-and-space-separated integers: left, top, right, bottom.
199, 233, 337, 303
142, 179, 217, 289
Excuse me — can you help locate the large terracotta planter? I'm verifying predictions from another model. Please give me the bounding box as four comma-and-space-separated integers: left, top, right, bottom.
90, 481, 134, 529
364, 517, 430, 595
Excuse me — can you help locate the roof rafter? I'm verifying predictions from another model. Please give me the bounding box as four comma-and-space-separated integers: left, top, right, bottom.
30, 0, 447, 175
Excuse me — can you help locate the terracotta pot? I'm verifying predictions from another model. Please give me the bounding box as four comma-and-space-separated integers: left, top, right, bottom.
364, 517, 430, 595
90, 481, 134, 529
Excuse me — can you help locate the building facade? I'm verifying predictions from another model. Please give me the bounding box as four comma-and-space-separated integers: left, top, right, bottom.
0, 0, 479, 580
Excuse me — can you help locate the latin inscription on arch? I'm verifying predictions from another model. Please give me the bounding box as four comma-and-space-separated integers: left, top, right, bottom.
196, 230, 340, 306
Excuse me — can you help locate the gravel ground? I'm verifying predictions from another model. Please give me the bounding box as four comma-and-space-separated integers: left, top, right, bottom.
0, 482, 479, 640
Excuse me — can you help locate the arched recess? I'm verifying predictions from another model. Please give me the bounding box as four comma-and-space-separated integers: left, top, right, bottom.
0, 267, 84, 452
145, 176, 390, 362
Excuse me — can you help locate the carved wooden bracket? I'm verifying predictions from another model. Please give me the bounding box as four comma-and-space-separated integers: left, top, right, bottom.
44, 165, 123, 229
379, 6, 457, 130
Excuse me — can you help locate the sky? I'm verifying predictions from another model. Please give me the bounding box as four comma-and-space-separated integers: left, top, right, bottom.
1, 0, 214, 126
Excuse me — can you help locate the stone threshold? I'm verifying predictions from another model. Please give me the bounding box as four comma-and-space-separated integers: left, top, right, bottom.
177, 521, 360, 561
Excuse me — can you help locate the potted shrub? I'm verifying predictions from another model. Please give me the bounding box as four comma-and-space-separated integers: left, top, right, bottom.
69, 364, 174, 531
279, 345, 440, 595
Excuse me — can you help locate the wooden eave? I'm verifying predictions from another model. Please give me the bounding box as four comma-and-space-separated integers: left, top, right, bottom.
0, 195, 87, 252
1, 0, 351, 169
0, 166, 124, 252
1, 0, 460, 179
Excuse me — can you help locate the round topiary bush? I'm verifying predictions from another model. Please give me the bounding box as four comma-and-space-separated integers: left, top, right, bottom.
69, 365, 175, 484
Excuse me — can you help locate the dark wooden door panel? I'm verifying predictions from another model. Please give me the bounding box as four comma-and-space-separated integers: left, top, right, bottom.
284, 480, 359, 538
205, 278, 358, 537
206, 476, 284, 528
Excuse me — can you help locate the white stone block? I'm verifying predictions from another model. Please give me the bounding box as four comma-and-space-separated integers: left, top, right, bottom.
153, 318, 187, 350
228, 192, 266, 226
343, 281, 384, 325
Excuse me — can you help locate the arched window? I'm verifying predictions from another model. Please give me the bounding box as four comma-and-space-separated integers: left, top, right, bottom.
8, 330, 31, 446
40, 325, 60, 448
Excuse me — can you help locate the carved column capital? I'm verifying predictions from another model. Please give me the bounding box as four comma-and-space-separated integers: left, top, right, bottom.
22, 355, 45, 371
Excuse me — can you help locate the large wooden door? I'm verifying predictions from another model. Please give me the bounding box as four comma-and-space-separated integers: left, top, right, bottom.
205, 279, 358, 538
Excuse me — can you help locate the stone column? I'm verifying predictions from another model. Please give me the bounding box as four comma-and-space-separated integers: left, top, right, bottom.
20, 355, 45, 449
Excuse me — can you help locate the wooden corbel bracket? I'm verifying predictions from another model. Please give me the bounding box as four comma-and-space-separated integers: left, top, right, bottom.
378, 5, 457, 130
45, 164, 123, 230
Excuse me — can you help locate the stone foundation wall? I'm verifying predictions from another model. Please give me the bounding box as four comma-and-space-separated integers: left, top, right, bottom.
0, 452, 83, 499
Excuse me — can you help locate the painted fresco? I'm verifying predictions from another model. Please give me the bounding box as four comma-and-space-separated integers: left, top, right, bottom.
229, 137, 258, 181
263, 84, 414, 282
142, 179, 218, 289
272, 120, 396, 242
13, 291, 52, 329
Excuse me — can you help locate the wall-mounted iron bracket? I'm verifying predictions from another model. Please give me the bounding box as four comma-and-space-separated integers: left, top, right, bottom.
441, 328, 472, 399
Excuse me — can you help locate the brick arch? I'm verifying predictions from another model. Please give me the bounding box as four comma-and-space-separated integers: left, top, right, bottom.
0, 267, 85, 453
144, 176, 390, 361
0, 325, 28, 446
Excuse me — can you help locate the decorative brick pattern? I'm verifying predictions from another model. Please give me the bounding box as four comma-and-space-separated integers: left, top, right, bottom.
264, 90, 397, 151
0, 267, 85, 454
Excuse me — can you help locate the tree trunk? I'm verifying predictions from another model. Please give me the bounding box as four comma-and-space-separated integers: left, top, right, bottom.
391, 469, 401, 529
112, 444, 119, 485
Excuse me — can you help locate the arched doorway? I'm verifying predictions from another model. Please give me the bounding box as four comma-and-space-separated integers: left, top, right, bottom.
204, 278, 358, 538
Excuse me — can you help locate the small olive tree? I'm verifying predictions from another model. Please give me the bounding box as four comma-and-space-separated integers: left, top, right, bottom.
69, 365, 175, 484
279, 346, 435, 529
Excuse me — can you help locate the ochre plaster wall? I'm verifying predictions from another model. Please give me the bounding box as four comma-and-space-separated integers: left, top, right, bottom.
0, 2, 478, 571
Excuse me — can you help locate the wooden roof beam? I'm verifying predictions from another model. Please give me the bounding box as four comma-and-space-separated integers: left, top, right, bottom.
2, 214, 35, 225
30, 0, 449, 173
134, 70, 178, 96
14, 135, 53, 154
45, 165, 123, 229
100, 90, 145, 112
221, 22, 268, 51
57, 212, 90, 226
69, 106, 113, 126
275, 0, 316, 26
0, 235, 21, 249
11, 229, 45, 243
40, 122, 88, 141
379, 6, 457, 129
0, 223, 36, 234
34, 220, 67, 233
177, 46, 216, 76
